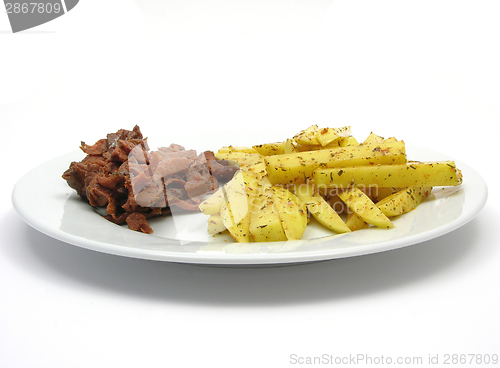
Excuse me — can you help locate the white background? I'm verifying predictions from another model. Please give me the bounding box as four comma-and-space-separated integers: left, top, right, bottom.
1, 1, 499, 367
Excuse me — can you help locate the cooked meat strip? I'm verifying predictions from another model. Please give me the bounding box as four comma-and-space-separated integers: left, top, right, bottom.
203, 150, 239, 181
62, 126, 237, 234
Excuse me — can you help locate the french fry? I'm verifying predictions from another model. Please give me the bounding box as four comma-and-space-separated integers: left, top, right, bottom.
314, 161, 462, 189
265, 141, 407, 186
376, 186, 432, 217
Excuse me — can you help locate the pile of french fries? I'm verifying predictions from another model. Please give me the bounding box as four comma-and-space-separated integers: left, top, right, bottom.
199, 125, 463, 242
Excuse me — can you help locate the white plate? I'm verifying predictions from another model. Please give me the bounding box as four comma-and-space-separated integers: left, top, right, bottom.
12, 144, 487, 266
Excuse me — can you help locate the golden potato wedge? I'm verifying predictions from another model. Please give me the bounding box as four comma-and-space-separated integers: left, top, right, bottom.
338, 187, 394, 229
271, 186, 307, 240
294, 182, 351, 234
220, 171, 251, 242
220, 202, 250, 242
249, 185, 287, 242
314, 161, 462, 189
198, 187, 225, 215
376, 186, 432, 217
265, 141, 406, 186
309, 201, 352, 234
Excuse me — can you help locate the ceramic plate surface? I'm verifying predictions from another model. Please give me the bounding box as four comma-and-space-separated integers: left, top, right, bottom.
12, 144, 487, 265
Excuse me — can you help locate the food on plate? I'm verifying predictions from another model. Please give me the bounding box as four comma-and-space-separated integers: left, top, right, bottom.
336, 186, 394, 229
293, 124, 351, 147
247, 178, 308, 242
376, 186, 432, 217
265, 140, 407, 186
220, 170, 252, 243
199, 125, 463, 242
294, 182, 351, 234
270, 185, 308, 240
252, 125, 353, 156
314, 161, 462, 188
62, 126, 238, 234
62, 124, 463, 242
252, 142, 287, 156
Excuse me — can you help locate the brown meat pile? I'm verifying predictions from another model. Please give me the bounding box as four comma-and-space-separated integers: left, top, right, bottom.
62, 126, 238, 234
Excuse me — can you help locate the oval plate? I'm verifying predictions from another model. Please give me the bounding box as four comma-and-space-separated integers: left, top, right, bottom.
12, 144, 487, 266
